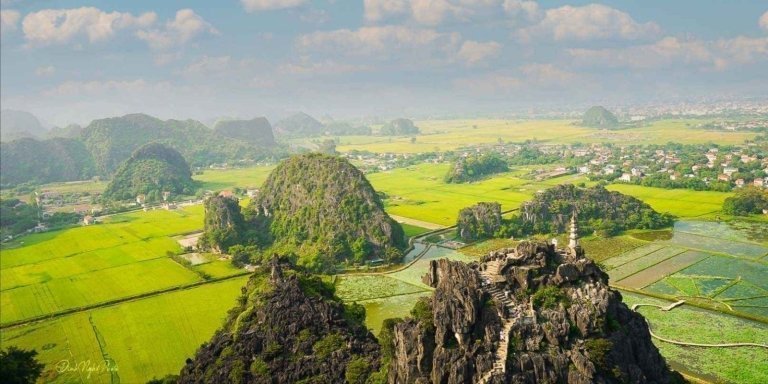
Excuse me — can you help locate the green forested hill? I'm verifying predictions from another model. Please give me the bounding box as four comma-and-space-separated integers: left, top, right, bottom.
273, 112, 324, 137
102, 143, 195, 202
0, 138, 96, 186
245, 153, 406, 271
83, 113, 276, 175
582, 106, 619, 129
213, 117, 276, 145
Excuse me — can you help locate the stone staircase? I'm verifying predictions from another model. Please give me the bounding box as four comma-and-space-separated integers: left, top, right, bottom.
477, 257, 520, 384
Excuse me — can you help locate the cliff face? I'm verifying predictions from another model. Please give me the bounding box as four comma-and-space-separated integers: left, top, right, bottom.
179, 259, 381, 383
389, 242, 679, 384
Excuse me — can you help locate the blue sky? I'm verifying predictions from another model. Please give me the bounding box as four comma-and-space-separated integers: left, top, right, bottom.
1, 0, 767, 125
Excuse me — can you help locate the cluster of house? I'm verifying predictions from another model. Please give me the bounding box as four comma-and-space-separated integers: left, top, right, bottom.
575, 145, 767, 189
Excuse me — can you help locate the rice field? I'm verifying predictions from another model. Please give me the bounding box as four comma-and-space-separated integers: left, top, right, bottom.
332, 119, 756, 154
604, 221, 768, 321
0, 206, 207, 325
605, 184, 731, 218
367, 163, 535, 226
0, 277, 247, 383
620, 292, 768, 384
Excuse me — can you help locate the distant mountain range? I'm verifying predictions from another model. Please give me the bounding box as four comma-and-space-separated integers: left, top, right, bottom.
0, 113, 282, 187
0, 110, 48, 142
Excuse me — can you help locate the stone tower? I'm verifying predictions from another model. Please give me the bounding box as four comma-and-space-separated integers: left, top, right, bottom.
568, 212, 579, 252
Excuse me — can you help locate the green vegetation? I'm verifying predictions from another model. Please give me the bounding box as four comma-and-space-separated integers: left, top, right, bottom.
532, 286, 568, 309
0, 277, 247, 383
213, 117, 275, 146
621, 292, 768, 384
0, 138, 97, 187
379, 118, 419, 136
102, 143, 195, 202
313, 333, 345, 358
582, 106, 619, 129
0, 346, 45, 384
444, 152, 509, 183
456, 202, 502, 241
244, 154, 406, 272
584, 338, 613, 372
723, 186, 768, 216
198, 195, 247, 253
500, 184, 674, 238
606, 184, 731, 218
273, 112, 324, 137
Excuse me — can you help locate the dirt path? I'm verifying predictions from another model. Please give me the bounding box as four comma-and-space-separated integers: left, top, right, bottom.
389, 215, 445, 230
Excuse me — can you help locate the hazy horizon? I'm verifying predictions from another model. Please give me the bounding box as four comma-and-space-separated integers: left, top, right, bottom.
2, 0, 767, 126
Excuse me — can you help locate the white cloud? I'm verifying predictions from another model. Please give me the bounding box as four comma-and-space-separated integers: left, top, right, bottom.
364, 0, 538, 26
22, 7, 156, 46
136, 9, 218, 51
567, 36, 768, 71
760, 10, 768, 32
1, 9, 20, 33
456, 40, 501, 65
179, 55, 232, 76
297, 25, 458, 57
241, 0, 307, 13
42, 79, 172, 97
517, 4, 661, 42
280, 60, 371, 75
454, 63, 582, 94
35, 65, 56, 77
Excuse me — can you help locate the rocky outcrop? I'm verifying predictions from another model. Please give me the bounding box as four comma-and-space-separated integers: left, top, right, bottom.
457, 202, 502, 241
179, 258, 381, 383
389, 242, 681, 384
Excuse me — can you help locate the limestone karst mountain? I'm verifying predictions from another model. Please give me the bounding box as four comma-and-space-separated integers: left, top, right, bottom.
178, 258, 382, 383
388, 241, 681, 384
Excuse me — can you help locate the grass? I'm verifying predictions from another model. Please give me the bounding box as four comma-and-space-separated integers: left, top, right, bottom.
620, 292, 768, 384
460, 238, 519, 258
400, 223, 431, 238
368, 163, 534, 226
580, 235, 648, 262
193, 166, 275, 191
0, 206, 207, 325
605, 184, 731, 218
332, 119, 756, 154
1, 277, 247, 383
335, 275, 428, 302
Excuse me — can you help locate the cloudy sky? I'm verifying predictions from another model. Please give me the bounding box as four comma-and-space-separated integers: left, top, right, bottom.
1, 0, 767, 126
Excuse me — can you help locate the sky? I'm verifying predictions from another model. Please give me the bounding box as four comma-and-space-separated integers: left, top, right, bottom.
1, 0, 767, 126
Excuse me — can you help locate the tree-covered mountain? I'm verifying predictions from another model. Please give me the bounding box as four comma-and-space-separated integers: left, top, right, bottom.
502, 184, 674, 237
457, 202, 502, 241
102, 143, 195, 202
379, 118, 419, 136
198, 195, 247, 253
582, 106, 619, 129
213, 117, 276, 146
273, 112, 324, 137
46, 124, 83, 139
0, 110, 47, 142
178, 258, 382, 383
444, 152, 509, 183
0, 138, 97, 187
82, 113, 279, 175
244, 154, 406, 271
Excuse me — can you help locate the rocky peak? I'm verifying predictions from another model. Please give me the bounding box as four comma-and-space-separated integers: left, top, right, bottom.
389, 241, 681, 384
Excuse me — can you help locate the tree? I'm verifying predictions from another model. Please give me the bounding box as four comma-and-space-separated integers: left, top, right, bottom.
723, 187, 768, 216
0, 346, 44, 384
